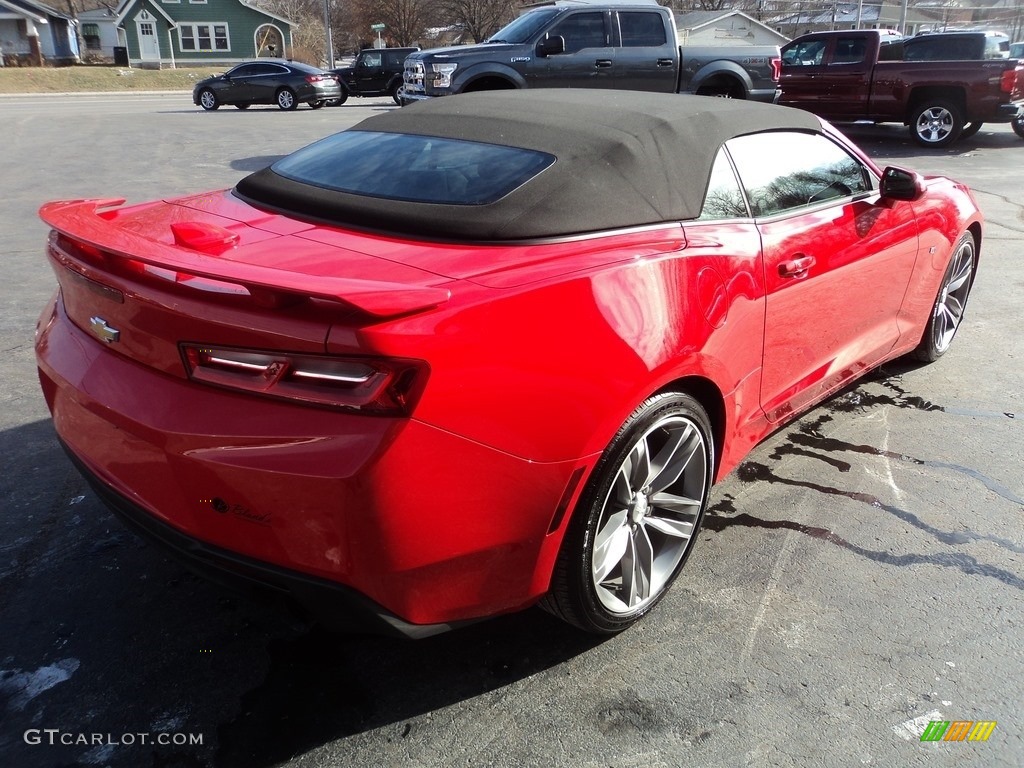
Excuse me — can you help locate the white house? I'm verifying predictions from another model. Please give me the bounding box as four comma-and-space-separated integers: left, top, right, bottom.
78, 5, 122, 60
675, 10, 790, 46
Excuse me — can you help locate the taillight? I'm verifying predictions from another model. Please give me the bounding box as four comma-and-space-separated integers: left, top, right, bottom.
770, 57, 782, 82
1000, 67, 1019, 93
305, 75, 327, 84
181, 343, 427, 415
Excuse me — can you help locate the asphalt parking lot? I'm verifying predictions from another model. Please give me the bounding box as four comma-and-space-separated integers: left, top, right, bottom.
1, 92, 1022, 768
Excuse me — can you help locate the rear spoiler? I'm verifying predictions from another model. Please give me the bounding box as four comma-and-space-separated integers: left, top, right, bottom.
39, 198, 451, 319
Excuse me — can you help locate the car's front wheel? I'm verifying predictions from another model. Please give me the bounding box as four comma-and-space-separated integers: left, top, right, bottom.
912, 232, 976, 363
910, 100, 963, 148
276, 88, 298, 111
542, 392, 713, 634
198, 88, 219, 111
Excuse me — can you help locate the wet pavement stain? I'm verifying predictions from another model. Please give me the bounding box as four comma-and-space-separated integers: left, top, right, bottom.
703, 375, 1024, 590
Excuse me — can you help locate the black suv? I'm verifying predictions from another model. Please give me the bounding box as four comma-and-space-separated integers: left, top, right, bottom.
330, 47, 419, 105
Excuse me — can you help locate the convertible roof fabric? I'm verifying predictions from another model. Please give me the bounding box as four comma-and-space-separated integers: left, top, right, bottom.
235, 89, 823, 240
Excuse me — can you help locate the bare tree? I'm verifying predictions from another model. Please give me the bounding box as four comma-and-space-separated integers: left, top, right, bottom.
359, 0, 429, 46
439, 0, 518, 43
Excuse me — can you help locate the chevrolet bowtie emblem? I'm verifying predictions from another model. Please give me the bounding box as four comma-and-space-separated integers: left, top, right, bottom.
89, 316, 120, 344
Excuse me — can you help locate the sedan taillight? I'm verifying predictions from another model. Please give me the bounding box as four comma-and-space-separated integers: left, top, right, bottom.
181, 344, 427, 415
306, 75, 328, 84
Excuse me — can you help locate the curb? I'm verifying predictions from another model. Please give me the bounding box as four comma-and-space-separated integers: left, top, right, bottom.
0, 90, 192, 98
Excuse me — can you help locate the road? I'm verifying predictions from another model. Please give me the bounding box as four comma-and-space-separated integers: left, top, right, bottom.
1, 93, 1022, 768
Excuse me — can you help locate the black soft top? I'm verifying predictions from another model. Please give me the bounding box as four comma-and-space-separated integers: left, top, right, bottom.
235, 89, 823, 241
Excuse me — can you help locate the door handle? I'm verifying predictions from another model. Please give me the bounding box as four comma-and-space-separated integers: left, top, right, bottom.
779, 255, 816, 278
595, 59, 613, 68
657, 58, 674, 67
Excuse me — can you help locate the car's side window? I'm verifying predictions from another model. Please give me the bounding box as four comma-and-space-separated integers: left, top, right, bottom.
830, 36, 867, 65
726, 132, 872, 218
782, 39, 826, 66
230, 64, 258, 77
550, 12, 608, 53
698, 148, 749, 220
618, 12, 667, 47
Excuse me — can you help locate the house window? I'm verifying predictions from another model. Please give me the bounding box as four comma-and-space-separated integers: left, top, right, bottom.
179, 23, 230, 52
82, 22, 101, 50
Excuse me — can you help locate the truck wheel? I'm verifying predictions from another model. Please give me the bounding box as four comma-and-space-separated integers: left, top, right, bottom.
1012, 114, 1024, 139
389, 81, 402, 105
910, 100, 963, 148
959, 122, 982, 139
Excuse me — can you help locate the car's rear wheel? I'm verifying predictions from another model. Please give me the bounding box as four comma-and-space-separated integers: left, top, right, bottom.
389, 81, 403, 105
198, 88, 219, 111
276, 88, 298, 111
235, 103, 250, 110
912, 232, 976, 363
910, 100, 963, 148
1012, 113, 1024, 139
541, 392, 713, 634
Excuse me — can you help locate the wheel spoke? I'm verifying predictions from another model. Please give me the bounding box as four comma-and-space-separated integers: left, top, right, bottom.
948, 257, 972, 292
612, 464, 633, 506
593, 510, 629, 584
945, 294, 964, 322
625, 438, 650, 490
620, 526, 653, 607
647, 424, 699, 493
649, 490, 702, 515
644, 514, 695, 540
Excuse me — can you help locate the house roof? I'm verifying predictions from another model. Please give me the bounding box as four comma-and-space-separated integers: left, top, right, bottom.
0, 0, 73, 22
114, 0, 176, 27
674, 10, 789, 43
113, 0, 295, 29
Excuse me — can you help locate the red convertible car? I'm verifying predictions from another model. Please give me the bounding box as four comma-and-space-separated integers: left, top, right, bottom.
35, 91, 981, 636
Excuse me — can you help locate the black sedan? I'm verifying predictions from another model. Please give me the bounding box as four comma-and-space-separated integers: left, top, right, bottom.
192, 60, 342, 111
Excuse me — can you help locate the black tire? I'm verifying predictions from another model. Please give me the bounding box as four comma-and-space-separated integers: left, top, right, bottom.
909, 99, 963, 148
1012, 114, 1024, 139
235, 103, 250, 110
276, 88, 298, 111
911, 232, 976, 363
541, 392, 714, 634
389, 81, 403, 105
959, 121, 982, 139
198, 88, 219, 111
309, 100, 324, 109
331, 89, 349, 106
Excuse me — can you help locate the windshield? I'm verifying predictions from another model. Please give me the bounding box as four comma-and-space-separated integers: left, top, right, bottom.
487, 8, 560, 43
271, 131, 555, 206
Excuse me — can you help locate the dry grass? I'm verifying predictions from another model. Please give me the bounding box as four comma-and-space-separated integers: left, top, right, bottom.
0, 65, 223, 94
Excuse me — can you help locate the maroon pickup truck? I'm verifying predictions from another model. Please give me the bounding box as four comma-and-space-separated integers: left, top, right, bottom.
780, 30, 1024, 147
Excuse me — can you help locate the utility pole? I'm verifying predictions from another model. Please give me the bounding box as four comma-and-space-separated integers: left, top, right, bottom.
323, 0, 334, 69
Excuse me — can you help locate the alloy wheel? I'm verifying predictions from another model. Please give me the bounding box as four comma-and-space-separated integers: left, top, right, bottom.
590, 415, 708, 614
932, 237, 974, 354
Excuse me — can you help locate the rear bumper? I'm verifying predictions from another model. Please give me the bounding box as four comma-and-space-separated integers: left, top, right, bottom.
61, 441, 463, 638
36, 295, 583, 628
749, 87, 781, 104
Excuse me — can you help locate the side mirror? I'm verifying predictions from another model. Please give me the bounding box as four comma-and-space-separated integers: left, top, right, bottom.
537, 35, 565, 57
879, 166, 925, 201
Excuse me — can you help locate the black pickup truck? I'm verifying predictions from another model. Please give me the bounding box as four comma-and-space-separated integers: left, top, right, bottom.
401, 1, 780, 104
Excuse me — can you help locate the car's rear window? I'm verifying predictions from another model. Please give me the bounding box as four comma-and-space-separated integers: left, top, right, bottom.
271, 131, 555, 206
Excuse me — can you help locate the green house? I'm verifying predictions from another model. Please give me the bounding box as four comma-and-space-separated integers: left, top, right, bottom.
114, 0, 294, 68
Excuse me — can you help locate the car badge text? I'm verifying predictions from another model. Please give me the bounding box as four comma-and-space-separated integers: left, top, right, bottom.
89, 316, 120, 344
